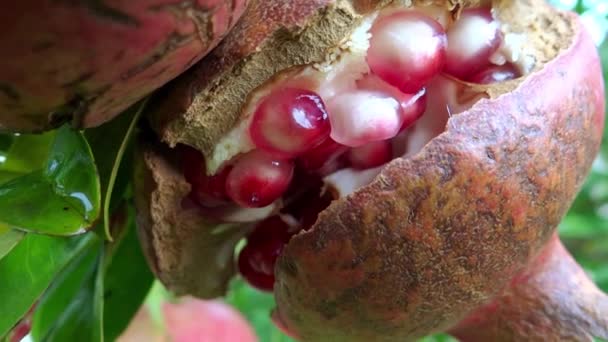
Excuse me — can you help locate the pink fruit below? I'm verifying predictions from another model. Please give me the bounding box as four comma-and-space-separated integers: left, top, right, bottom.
163, 298, 257, 342
118, 298, 258, 342
0, 0, 247, 132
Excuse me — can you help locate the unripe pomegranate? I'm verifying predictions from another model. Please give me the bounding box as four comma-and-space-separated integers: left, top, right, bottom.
0, 0, 247, 132
134, 0, 607, 340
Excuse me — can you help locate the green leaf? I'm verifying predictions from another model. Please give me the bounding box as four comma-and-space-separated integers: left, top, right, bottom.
30, 239, 101, 341
0, 134, 12, 152
30, 209, 153, 342
0, 170, 25, 184
38, 260, 100, 342
0, 233, 97, 338
0, 226, 24, 260
85, 99, 147, 241
102, 212, 154, 341
0, 126, 101, 235
0, 131, 55, 175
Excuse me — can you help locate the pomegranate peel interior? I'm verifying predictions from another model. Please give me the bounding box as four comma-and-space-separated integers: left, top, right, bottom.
135, 0, 607, 340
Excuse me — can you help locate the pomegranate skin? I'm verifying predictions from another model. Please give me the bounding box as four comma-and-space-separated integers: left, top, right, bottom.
133, 140, 252, 298
449, 234, 608, 341
0, 0, 247, 132
274, 13, 605, 342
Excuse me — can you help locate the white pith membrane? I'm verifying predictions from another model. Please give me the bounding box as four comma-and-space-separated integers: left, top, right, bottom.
180, 4, 535, 291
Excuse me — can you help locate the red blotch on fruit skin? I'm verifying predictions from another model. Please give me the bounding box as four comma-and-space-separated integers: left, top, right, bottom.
367, 10, 447, 93
238, 217, 292, 291
250, 88, 330, 158
225, 150, 294, 208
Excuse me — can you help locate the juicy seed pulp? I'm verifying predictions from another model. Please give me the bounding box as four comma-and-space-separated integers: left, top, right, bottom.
328, 90, 404, 147
250, 88, 330, 158
298, 137, 348, 175
468, 63, 520, 84
444, 8, 502, 79
180, 145, 231, 207
348, 140, 393, 170
367, 10, 447, 93
238, 217, 292, 291
225, 150, 294, 208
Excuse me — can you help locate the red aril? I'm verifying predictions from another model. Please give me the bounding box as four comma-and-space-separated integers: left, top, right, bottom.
468, 63, 520, 84
367, 10, 447, 93
400, 88, 428, 132
356, 74, 428, 133
347, 140, 393, 170
327, 90, 404, 147
282, 183, 334, 232
180, 145, 232, 207
225, 150, 294, 208
298, 138, 349, 175
238, 217, 291, 292
250, 88, 330, 158
444, 8, 502, 79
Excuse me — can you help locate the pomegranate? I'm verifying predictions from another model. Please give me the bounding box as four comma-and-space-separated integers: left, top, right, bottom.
135, 0, 607, 340
0, 0, 247, 132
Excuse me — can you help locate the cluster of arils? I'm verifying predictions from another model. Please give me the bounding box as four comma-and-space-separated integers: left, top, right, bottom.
179, 6, 521, 291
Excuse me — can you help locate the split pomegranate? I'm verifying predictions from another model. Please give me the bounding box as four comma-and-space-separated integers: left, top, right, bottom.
173, 4, 526, 294
136, 0, 607, 341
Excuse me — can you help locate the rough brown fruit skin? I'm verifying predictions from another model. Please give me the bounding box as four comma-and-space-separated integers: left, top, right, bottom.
133, 140, 251, 297
0, 0, 247, 132
273, 14, 605, 342
449, 234, 608, 341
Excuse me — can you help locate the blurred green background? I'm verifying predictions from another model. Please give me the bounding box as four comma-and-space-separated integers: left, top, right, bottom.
217, 1, 608, 341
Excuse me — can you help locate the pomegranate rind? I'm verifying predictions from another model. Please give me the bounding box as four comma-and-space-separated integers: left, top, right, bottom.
133, 140, 251, 298
273, 11, 605, 341
0, 0, 246, 132
449, 234, 608, 341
